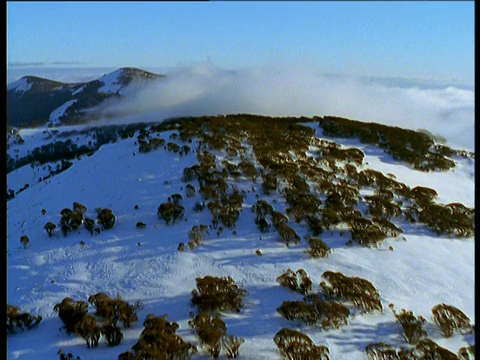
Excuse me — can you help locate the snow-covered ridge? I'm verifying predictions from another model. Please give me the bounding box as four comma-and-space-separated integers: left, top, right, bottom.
7, 76, 33, 93
98, 68, 125, 94
6, 117, 475, 360
98, 67, 164, 94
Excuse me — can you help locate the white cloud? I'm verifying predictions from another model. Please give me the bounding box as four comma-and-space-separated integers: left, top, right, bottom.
92, 62, 475, 151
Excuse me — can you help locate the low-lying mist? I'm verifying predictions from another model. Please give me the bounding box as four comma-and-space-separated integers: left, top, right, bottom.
94, 62, 474, 151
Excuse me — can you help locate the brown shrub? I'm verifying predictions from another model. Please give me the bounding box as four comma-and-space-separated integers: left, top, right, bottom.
158, 202, 185, 225
88, 292, 139, 329
191, 276, 246, 313
389, 304, 427, 345
222, 334, 245, 359
44, 221, 57, 237
74, 313, 102, 348
348, 217, 388, 248
321, 271, 383, 312
419, 202, 475, 237
53, 297, 89, 333
20, 235, 30, 249
73, 201, 87, 215
129, 313, 197, 360
458, 344, 475, 360
188, 224, 209, 245
277, 222, 301, 247
274, 328, 330, 360
189, 313, 226, 358
431, 303, 473, 338
365, 342, 400, 360
252, 199, 273, 222
96, 208, 116, 230
276, 268, 313, 295
305, 236, 331, 258
277, 299, 349, 329
102, 323, 124, 347
7, 304, 42, 334
398, 338, 459, 360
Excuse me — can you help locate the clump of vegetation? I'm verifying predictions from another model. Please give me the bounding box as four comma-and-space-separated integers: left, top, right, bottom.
274, 328, 330, 360
188, 224, 209, 245
277, 298, 350, 329
431, 303, 473, 338
348, 217, 391, 248
276, 268, 313, 295
46, 202, 117, 237
20, 235, 30, 249
276, 222, 301, 247
191, 276, 247, 313
458, 344, 475, 360
121, 313, 197, 360
419, 202, 475, 237
53, 297, 89, 333
398, 338, 459, 359
189, 313, 226, 357
252, 199, 273, 232
158, 201, 185, 224
188, 313, 244, 358
305, 236, 331, 258
321, 271, 383, 312
135, 221, 147, 229
365, 342, 401, 360
96, 207, 116, 230
57, 348, 81, 360
366, 339, 462, 360
389, 304, 428, 345
318, 116, 461, 171
53, 292, 140, 348
7, 304, 42, 334
87, 292, 140, 329
221, 334, 245, 359
53, 296, 102, 348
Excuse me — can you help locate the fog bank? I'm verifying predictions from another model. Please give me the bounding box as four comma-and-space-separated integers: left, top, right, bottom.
96, 62, 475, 151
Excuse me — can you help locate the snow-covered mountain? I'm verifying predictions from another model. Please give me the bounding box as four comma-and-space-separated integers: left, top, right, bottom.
7, 67, 165, 128
6, 115, 475, 360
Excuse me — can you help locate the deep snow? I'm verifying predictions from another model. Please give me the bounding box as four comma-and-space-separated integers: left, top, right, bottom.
6, 119, 475, 360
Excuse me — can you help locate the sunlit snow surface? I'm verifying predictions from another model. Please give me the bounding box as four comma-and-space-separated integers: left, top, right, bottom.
7, 121, 474, 360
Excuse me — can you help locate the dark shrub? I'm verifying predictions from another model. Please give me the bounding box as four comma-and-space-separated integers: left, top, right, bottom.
305, 236, 330, 258
431, 303, 473, 338
128, 313, 197, 360
191, 276, 246, 313
365, 342, 400, 360
7, 304, 42, 334
96, 208, 116, 230
398, 338, 459, 360
274, 328, 330, 360
276, 268, 313, 295
389, 304, 427, 345
189, 313, 226, 358
321, 271, 383, 312
277, 299, 349, 329
158, 202, 185, 224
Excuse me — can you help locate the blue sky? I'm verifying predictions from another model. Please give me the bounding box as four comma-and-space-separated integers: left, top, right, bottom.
7, 1, 474, 85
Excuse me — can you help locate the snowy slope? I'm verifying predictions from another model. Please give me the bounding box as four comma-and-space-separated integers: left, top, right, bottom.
6, 118, 475, 360
7, 77, 34, 94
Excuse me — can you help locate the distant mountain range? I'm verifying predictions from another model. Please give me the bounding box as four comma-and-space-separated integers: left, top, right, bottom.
7, 67, 165, 128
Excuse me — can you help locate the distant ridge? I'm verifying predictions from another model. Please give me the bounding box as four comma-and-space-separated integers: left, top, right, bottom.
7, 67, 165, 128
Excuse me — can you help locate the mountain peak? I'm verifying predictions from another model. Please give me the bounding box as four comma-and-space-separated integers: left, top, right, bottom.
97, 67, 164, 94
7, 75, 67, 93
7, 67, 165, 127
